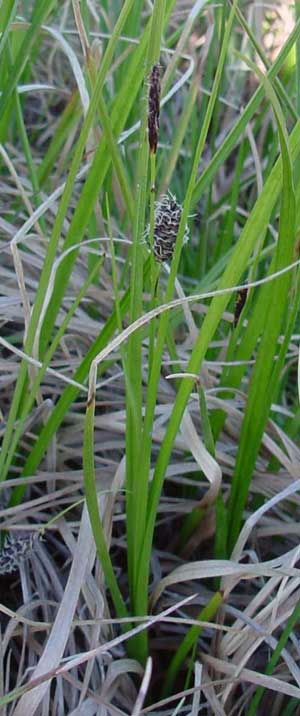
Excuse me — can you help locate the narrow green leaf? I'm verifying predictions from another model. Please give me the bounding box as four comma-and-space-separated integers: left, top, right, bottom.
83, 396, 129, 620
227, 55, 296, 551
191, 18, 300, 206
162, 591, 223, 697
0, 0, 57, 124
247, 599, 300, 716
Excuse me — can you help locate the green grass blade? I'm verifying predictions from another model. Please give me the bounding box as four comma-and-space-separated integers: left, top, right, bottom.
178, 380, 216, 548
0, 0, 19, 56
83, 395, 129, 621
37, 91, 80, 186
159, 68, 200, 195
227, 55, 296, 551
14, 259, 150, 482
0, 0, 57, 124
191, 17, 300, 206
140, 122, 300, 606
247, 599, 300, 716
162, 591, 222, 698
0, 0, 137, 477
97, 92, 134, 224
37, 0, 136, 356
135, 0, 239, 620
125, 0, 167, 664
38, 0, 176, 357
0, 0, 178, 487
6, 256, 105, 503
232, 1, 297, 122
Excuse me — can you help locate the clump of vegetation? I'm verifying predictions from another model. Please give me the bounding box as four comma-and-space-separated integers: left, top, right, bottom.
1, 1, 300, 714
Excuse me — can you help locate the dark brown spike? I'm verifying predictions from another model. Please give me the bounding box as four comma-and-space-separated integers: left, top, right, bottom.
234, 286, 248, 327
148, 64, 161, 154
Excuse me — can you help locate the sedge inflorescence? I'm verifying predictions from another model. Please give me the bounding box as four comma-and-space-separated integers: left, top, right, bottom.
234, 286, 248, 327
148, 63, 161, 155
147, 192, 190, 263
0, 532, 40, 575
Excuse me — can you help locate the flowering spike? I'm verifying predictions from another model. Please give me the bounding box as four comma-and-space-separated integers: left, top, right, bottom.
145, 192, 190, 263
148, 64, 161, 154
234, 287, 248, 327
0, 532, 40, 575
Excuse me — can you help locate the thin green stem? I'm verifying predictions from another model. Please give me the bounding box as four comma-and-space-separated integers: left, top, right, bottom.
247, 599, 300, 716
136, 0, 239, 619
162, 591, 223, 698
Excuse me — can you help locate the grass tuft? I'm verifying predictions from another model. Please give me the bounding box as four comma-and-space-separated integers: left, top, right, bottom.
1, 1, 300, 713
